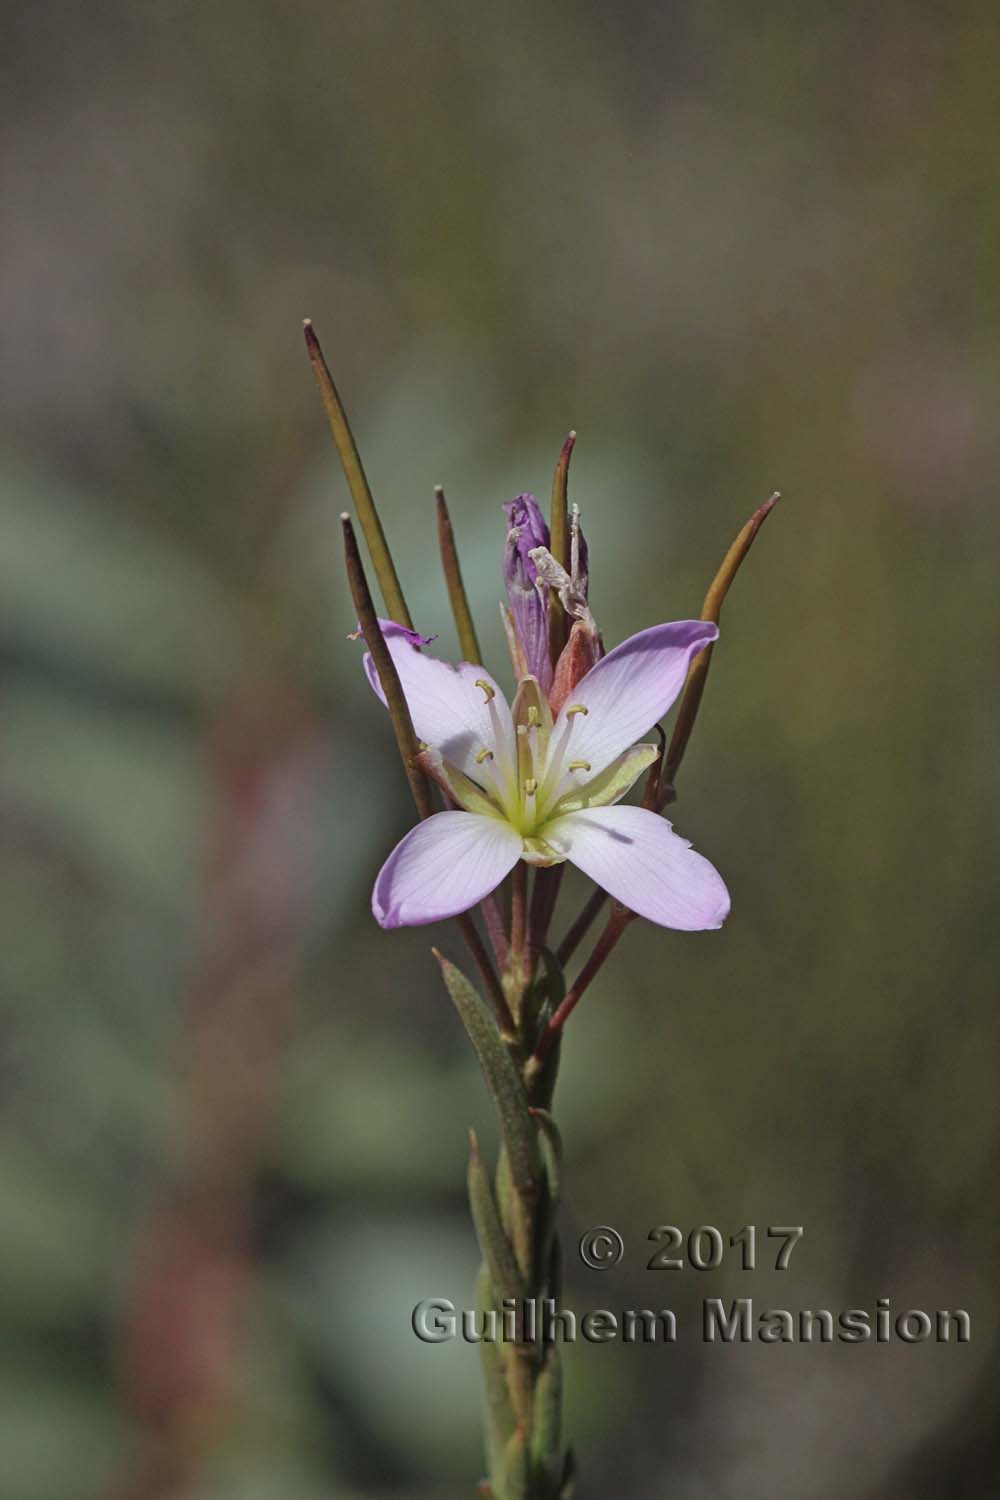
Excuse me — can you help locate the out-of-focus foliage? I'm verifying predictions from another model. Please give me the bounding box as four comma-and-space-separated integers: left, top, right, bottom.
2, 3, 998, 1497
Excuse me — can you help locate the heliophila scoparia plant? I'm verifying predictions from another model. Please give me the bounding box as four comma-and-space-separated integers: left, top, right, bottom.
305, 321, 777, 1499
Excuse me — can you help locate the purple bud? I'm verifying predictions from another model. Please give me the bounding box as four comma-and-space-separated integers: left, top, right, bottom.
503, 492, 552, 690
503, 492, 550, 557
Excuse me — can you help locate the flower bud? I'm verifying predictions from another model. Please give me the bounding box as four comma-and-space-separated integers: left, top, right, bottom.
503, 493, 552, 691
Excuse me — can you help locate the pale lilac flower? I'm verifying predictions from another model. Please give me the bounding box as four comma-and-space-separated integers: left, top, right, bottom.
364, 620, 730, 932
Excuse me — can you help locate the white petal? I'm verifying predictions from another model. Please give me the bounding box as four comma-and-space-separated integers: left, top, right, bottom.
372, 811, 522, 928
547, 620, 718, 781
363, 623, 516, 781
545, 804, 730, 930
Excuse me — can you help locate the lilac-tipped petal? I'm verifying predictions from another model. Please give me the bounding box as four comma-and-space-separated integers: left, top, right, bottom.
357, 620, 435, 648
372, 811, 522, 928
363, 620, 516, 781
550, 620, 719, 779
544, 804, 730, 931
503, 492, 552, 691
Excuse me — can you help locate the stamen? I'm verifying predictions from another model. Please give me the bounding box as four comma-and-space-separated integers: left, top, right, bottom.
524, 777, 538, 796
568, 759, 591, 773
526, 705, 540, 727
475, 747, 494, 764
566, 703, 589, 717
474, 678, 495, 702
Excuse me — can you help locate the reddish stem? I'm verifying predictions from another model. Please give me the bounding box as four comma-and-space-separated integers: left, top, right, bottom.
510, 862, 528, 974
457, 911, 516, 1035
556, 885, 606, 968
535, 905, 634, 1063
480, 892, 510, 972
527, 864, 564, 979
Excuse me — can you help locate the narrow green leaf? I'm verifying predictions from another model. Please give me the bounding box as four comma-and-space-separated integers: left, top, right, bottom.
477, 1264, 515, 1490
468, 1132, 528, 1304
529, 1108, 562, 1287
436, 485, 483, 664
501, 1425, 530, 1500
304, 320, 412, 628
530, 1110, 562, 1200
496, 1144, 535, 1289
525, 1027, 561, 1112
663, 491, 779, 797
435, 953, 542, 1203
529, 1347, 563, 1476
548, 432, 576, 668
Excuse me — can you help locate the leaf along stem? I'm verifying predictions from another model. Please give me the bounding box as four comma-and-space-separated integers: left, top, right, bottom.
547, 431, 576, 669
435, 485, 483, 664
662, 491, 779, 798
305, 320, 412, 629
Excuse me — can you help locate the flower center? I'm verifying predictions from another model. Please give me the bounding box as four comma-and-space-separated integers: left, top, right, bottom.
498, 680, 594, 837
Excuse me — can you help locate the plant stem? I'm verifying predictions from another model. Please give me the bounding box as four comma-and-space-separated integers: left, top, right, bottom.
481, 892, 511, 972
534, 906, 634, 1067
460, 913, 516, 1036
554, 885, 604, 968
509, 863, 528, 1002
527, 865, 564, 980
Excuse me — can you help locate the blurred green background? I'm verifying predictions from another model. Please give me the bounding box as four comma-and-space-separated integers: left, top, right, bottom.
2, 3, 998, 1496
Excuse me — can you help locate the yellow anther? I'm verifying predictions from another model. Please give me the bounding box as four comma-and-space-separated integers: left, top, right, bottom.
526, 705, 540, 727
566, 703, 589, 717
524, 777, 538, 796
475, 747, 494, 764
474, 678, 496, 702
568, 759, 591, 773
